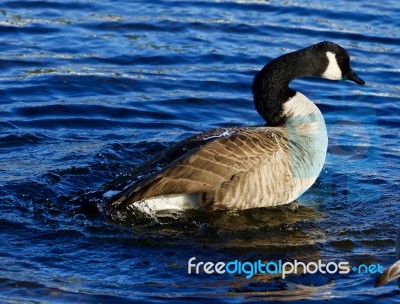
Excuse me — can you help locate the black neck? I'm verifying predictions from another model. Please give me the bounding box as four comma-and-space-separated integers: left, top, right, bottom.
252, 45, 327, 126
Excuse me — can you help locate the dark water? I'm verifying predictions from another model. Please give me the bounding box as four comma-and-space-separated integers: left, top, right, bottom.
0, 0, 399, 303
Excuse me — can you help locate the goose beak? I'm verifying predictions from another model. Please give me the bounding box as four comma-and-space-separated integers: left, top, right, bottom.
346, 69, 365, 85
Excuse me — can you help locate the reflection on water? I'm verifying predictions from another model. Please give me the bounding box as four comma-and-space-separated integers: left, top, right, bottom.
0, 0, 399, 303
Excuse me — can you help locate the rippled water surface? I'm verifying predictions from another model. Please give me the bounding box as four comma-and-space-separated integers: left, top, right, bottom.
0, 0, 399, 303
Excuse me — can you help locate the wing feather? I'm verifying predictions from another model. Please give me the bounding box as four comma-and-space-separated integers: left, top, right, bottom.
109, 126, 291, 211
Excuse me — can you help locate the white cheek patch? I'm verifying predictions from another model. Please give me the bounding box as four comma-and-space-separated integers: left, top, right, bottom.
322, 51, 342, 80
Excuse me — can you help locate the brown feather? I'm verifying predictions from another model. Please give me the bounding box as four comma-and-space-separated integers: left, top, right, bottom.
108, 126, 313, 212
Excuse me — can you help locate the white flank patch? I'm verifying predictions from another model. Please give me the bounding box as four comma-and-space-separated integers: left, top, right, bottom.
131, 193, 202, 215
322, 51, 342, 80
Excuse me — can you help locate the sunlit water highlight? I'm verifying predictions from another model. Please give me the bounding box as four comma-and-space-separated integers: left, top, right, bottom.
0, 0, 399, 303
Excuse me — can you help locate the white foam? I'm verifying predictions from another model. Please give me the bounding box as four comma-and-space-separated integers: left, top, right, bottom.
202, 129, 235, 140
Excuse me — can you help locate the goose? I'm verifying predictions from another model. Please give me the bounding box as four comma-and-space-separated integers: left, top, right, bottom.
105, 41, 365, 217
375, 231, 400, 288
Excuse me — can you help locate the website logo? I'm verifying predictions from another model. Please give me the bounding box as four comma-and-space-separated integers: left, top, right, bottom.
188, 257, 383, 279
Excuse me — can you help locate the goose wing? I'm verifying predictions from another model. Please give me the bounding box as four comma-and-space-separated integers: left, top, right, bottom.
108, 126, 290, 211
101, 127, 238, 193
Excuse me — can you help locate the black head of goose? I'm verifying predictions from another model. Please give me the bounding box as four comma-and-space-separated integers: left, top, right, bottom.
105, 41, 365, 217
253, 41, 364, 126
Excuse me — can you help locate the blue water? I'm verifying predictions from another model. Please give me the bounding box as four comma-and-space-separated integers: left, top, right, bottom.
0, 0, 399, 303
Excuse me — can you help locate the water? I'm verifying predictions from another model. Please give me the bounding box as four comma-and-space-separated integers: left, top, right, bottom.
0, 0, 399, 303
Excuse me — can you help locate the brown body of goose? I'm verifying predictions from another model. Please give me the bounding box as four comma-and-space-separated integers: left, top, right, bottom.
106, 41, 365, 216
109, 129, 318, 211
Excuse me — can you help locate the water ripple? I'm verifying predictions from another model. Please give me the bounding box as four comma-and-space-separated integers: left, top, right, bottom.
0, 0, 399, 303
